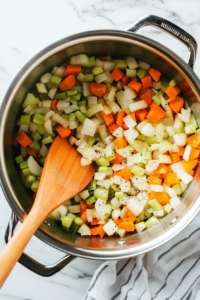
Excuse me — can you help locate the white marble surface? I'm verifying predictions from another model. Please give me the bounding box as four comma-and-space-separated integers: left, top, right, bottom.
1, 0, 200, 299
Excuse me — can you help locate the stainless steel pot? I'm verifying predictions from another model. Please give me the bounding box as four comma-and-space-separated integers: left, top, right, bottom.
1, 15, 200, 277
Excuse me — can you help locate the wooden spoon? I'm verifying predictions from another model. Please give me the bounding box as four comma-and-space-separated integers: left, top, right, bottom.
0, 136, 96, 287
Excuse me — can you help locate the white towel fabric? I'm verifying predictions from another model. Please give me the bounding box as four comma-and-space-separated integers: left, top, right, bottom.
83, 212, 200, 300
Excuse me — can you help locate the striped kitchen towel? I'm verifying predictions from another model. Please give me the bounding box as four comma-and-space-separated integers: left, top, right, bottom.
83, 212, 200, 300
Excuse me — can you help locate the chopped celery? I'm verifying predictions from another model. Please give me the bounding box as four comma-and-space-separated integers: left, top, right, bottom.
174, 115, 184, 134
87, 179, 97, 191
172, 183, 183, 196
95, 157, 110, 167
89, 56, 96, 67
146, 216, 159, 228
75, 111, 86, 123
31, 180, 40, 192
39, 157, 46, 165
145, 136, 158, 145
106, 83, 113, 92
115, 191, 123, 198
54, 92, 67, 99
126, 69, 136, 77
33, 114, 45, 125
77, 73, 85, 82
26, 175, 36, 182
32, 132, 42, 141
74, 194, 81, 203
15, 155, 23, 164
78, 100, 87, 107
22, 168, 31, 176
94, 187, 109, 201
87, 137, 96, 147
152, 94, 161, 105
158, 154, 172, 164
185, 125, 196, 134
84, 74, 94, 81
20, 115, 31, 125
86, 196, 96, 205
131, 165, 145, 176
115, 91, 127, 109
72, 94, 81, 101
69, 113, 76, 122
62, 216, 73, 228
20, 161, 28, 169
74, 216, 84, 226
98, 166, 108, 173
86, 104, 103, 117
164, 204, 172, 213
136, 68, 147, 79
46, 82, 58, 90
113, 59, 127, 69
149, 199, 163, 211
106, 154, 115, 161
67, 91, 77, 96
22, 93, 39, 108
39, 94, 51, 101
42, 136, 53, 144
32, 144, 41, 154
69, 221, 80, 233
135, 222, 146, 233
169, 79, 176, 87
92, 67, 103, 75
141, 159, 148, 165
160, 82, 168, 92
51, 75, 62, 85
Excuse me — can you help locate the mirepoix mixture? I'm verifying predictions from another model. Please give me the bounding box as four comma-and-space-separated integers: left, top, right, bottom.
15, 54, 199, 238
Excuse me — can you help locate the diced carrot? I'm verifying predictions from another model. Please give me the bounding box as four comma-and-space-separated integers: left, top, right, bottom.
100, 111, 115, 127
55, 126, 71, 138
129, 111, 136, 122
27, 147, 40, 158
140, 90, 152, 106
110, 153, 124, 164
188, 170, 194, 176
122, 211, 136, 223
90, 224, 106, 238
169, 97, 184, 113
149, 191, 170, 205
108, 124, 119, 133
135, 109, 148, 121
181, 159, 198, 172
80, 200, 88, 214
128, 80, 142, 93
177, 146, 185, 156
147, 103, 165, 123
147, 176, 162, 185
118, 222, 135, 232
153, 163, 168, 175
59, 74, 75, 91
113, 219, 122, 226
90, 218, 99, 226
63, 65, 81, 77
122, 123, 129, 130
116, 111, 126, 126
71, 129, 76, 135
167, 166, 174, 173
90, 82, 107, 97
51, 99, 58, 111
148, 68, 162, 82
116, 167, 132, 180
15, 131, 32, 148
121, 75, 130, 85
170, 153, 180, 163
186, 135, 194, 146
166, 86, 181, 99
88, 204, 95, 209
96, 56, 107, 61
114, 138, 128, 149
142, 74, 152, 89
110, 68, 124, 82
164, 173, 180, 186
80, 211, 88, 223
189, 147, 199, 160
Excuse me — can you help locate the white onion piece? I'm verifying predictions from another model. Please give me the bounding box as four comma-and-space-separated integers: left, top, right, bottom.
45, 111, 55, 121
35, 108, 50, 115
171, 162, 186, 179
103, 105, 112, 115
102, 61, 115, 72
146, 160, 160, 172
69, 135, 77, 145
124, 128, 139, 144
156, 123, 165, 142
29, 122, 37, 133
86, 209, 93, 222
150, 184, 164, 192
126, 57, 138, 69
23, 105, 33, 114
174, 133, 187, 146
103, 220, 118, 236
170, 197, 181, 209
52, 113, 69, 128
181, 173, 193, 184
164, 117, 174, 126
95, 73, 107, 83
40, 144, 48, 157
160, 95, 170, 111
129, 100, 148, 112
95, 59, 103, 67
55, 66, 65, 78
58, 205, 68, 217
83, 82, 91, 97
107, 86, 117, 102
127, 197, 144, 216
107, 101, 121, 114
183, 145, 191, 162
40, 73, 52, 83
68, 205, 81, 214
152, 81, 162, 89
81, 118, 96, 136
18, 124, 29, 133
141, 123, 155, 137
123, 115, 136, 129
81, 157, 92, 166
42, 100, 51, 108
36, 83, 48, 94
48, 88, 57, 99
113, 127, 124, 139
57, 101, 70, 110
44, 119, 52, 134
64, 105, 79, 114
172, 143, 179, 153
124, 87, 137, 100
88, 96, 97, 107
95, 198, 106, 215
78, 224, 91, 236
104, 71, 114, 84
27, 156, 42, 176
94, 172, 106, 180
69, 120, 79, 129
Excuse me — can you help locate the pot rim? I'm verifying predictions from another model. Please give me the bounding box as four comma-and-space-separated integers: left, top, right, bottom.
1, 29, 200, 260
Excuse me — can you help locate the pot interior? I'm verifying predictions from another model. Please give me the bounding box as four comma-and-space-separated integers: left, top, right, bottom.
1, 32, 200, 258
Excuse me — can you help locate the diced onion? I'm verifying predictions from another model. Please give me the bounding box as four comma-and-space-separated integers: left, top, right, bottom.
57, 101, 70, 110
88, 96, 97, 107
83, 82, 91, 97
64, 105, 79, 114
181, 173, 193, 184
129, 100, 148, 112
45, 111, 55, 122
183, 145, 191, 162
171, 162, 186, 179
81, 118, 96, 136
40, 73, 52, 83
164, 117, 174, 126
44, 119, 52, 134
174, 133, 187, 146
86, 209, 93, 222
78, 224, 91, 236
40, 144, 48, 157
52, 113, 69, 128
103, 220, 118, 236
27, 156, 42, 176
95, 198, 106, 215
150, 184, 164, 192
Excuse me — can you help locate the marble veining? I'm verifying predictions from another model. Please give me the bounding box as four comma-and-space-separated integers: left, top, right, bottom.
1, 0, 200, 299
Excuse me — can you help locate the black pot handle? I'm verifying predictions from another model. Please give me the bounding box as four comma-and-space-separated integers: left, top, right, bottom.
127, 15, 197, 69
5, 212, 76, 277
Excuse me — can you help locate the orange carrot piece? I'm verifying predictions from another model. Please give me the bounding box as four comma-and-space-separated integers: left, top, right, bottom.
59, 74, 75, 91
170, 153, 180, 163
122, 123, 129, 130
96, 56, 107, 61
90, 82, 107, 97
186, 135, 194, 146
164, 173, 180, 186
15, 131, 32, 148
116, 111, 126, 126
108, 124, 119, 133
100, 111, 115, 127
90, 218, 99, 226
149, 191, 170, 205
122, 211, 136, 223
117, 167, 132, 180
114, 138, 128, 149
148, 68, 162, 82
147, 103, 165, 123
110, 153, 124, 164
167, 166, 174, 173
166, 86, 181, 99
128, 80, 142, 93
181, 159, 198, 172
121, 75, 130, 85
169, 97, 184, 113
118, 222, 135, 232
141, 74, 152, 88
177, 146, 185, 156
129, 111, 136, 122
147, 176, 162, 185
189, 147, 200, 160
80, 211, 88, 223
90, 224, 106, 238
55, 126, 71, 138
80, 200, 88, 214
63, 65, 81, 77
135, 109, 148, 121
51, 99, 58, 111
139, 90, 152, 106
110, 67, 124, 82
27, 147, 40, 158
153, 163, 168, 175
113, 219, 122, 226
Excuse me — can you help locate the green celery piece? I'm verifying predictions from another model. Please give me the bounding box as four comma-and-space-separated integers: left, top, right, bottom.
169, 79, 176, 87
136, 68, 147, 79
61, 114, 69, 120
31, 181, 40, 192
126, 69, 136, 77
70, 221, 80, 234
72, 94, 81, 101
95, 157, 110, 167
20, 161, 28, 169
145, 136, 158, 145
33, 113, 45, 125
15, 155, 23, 164
73, 194, 81, 203
152, 94, 161, 105
84, 74, 94, 82
78, 100, 87, 107
115, 91, 127, 109
172, 183, 183, 196
115, 191, 123, 198
86, 104, 103, 117
77, 73, 85, 82
69, 113, 75, 122
32, 144, 41, 154
22, 93, 39, 109
146, 216, 159, 228
39, 157, 46, 165
94, 187, 109, 201
86, 196, 96, 205
98, 167, 107, 173
131, 165, 145, 176
149, 199, 163, 210
26, 175, 36, 182
106, 154, 115, 161
74, 217, 84, 226
62, 216, 73, 228
185, 125, 196, 134
160, 82, 168, 92
32, 132, 42, 141
51, 75, 62, 85
174, 115, 184, 134
89, 56, 96, 67
46, 82, 58, 90
75, 111, 86, 123
42, 136, 53, 144
39, 94, 51, 101
87, 137, 96, 147
87, 179, 97, 191
67, 91, 77, 96
22, 168, 31, 176
92, 67, 103, 75
113, 59, 127, 69
21, 115, 31, 125
54, 92, 67, 99
106, 83, 113, 92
